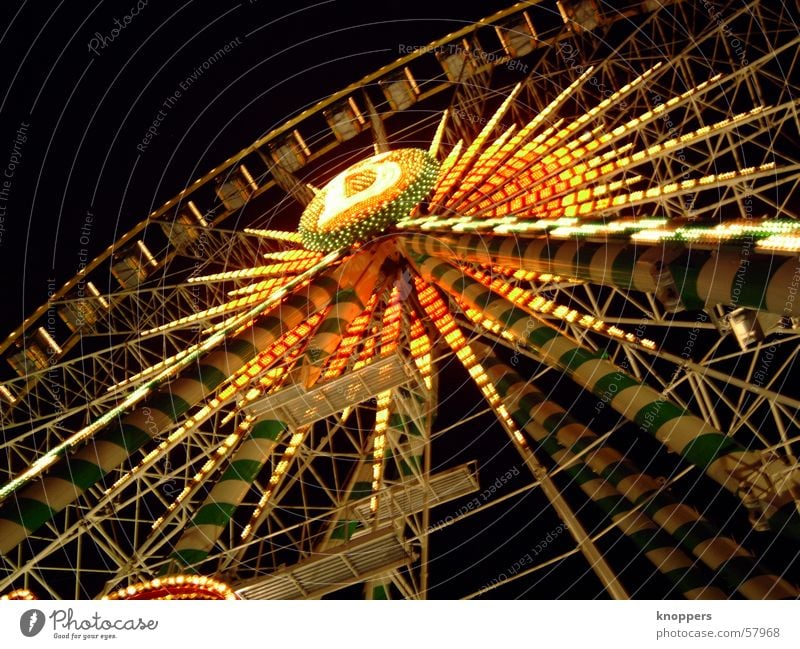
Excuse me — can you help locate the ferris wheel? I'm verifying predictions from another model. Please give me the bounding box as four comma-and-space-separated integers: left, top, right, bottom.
1, 0, 800, 600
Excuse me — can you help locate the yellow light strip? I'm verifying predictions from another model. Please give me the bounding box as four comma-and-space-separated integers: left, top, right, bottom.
186, 200, 205, 223
430, 84, 522, 207
0, 385, 15, 404
445, 125, 517, 207
112, 279, 294, 389
150, 348, 302, 528
481, 74, 731, 220
352, 331, 378, 371
551, 163, 775, 219
150, 418, 255, 532
414, 277, 526, 447
427, 140, 464, 207
504, 106, 769, 215
109, 346, 207, 393
241, 428, 308, 541
0, 250, 343, 503
474, 131, 631, 217
756, 234, 800, 252
188, 257, 323, 283
140, 279, 292, 337
243, 228, 304, 244
428, 109, 449, 159
348, 96, 367, 125
459, 265, 657, 351
219, 310, 326, 398
370, 390, 392, 513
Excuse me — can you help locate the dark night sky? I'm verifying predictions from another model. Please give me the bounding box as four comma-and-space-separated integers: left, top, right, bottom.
0, 0, 580, 599
0, 0, 513, 319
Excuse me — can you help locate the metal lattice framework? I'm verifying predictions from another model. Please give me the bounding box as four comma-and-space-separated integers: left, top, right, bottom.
1, 0, 799, 600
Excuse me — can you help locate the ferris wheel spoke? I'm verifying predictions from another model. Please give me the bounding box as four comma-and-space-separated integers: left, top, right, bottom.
228, 415, 361, 575
0, 472, 170, 596
403, 232, 800, 320
451, 66, 664, 217
416, 278, 630, 598
431, 83, 523, 207
102, 412, 299, 587
471, 340, 732, 599
79, 316, 330, 585
314, 455, 374, 553
220, 292, 429, 584
771, 403, 800, 465
727, 352, 800, 440
441, 60, 496, 146
475, 346, 797, 600
471, 273, 800, 433
233, 340, 433, 598
169, 227, 277, 270
0, 250, 367, 556
0, 282, 325, 487
1, 275, 272, 426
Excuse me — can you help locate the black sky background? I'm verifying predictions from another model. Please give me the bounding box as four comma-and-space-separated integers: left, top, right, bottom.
0, 0, 514, 320
0, 0, 586, 599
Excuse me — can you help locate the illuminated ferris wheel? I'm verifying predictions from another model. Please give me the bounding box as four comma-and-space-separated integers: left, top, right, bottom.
1, 0, 800, 600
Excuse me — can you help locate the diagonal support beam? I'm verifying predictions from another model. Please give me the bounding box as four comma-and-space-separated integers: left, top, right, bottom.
403, 246, 800, 538
470, 339, 797, 600
234, 529, 411, 599
400, 232, 800, 318
0, 246, 389, 556
415, 276, 629, 599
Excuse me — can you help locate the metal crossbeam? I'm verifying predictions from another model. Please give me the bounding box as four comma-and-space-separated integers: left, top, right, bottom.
235, 530, 411, 599
246, 355, 421, 426
352, 462, 479, 526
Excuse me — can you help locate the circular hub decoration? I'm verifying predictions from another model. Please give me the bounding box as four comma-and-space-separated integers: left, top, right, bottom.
299, 148, 440, 251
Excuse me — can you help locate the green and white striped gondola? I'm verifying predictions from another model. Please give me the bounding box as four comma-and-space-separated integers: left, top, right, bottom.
403, 247, 800, 540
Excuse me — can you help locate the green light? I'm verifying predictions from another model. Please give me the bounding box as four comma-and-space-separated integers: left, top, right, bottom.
299, 149, 440, 251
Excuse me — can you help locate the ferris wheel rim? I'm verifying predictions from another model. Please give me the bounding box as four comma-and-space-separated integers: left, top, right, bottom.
2, 0, 800, 600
